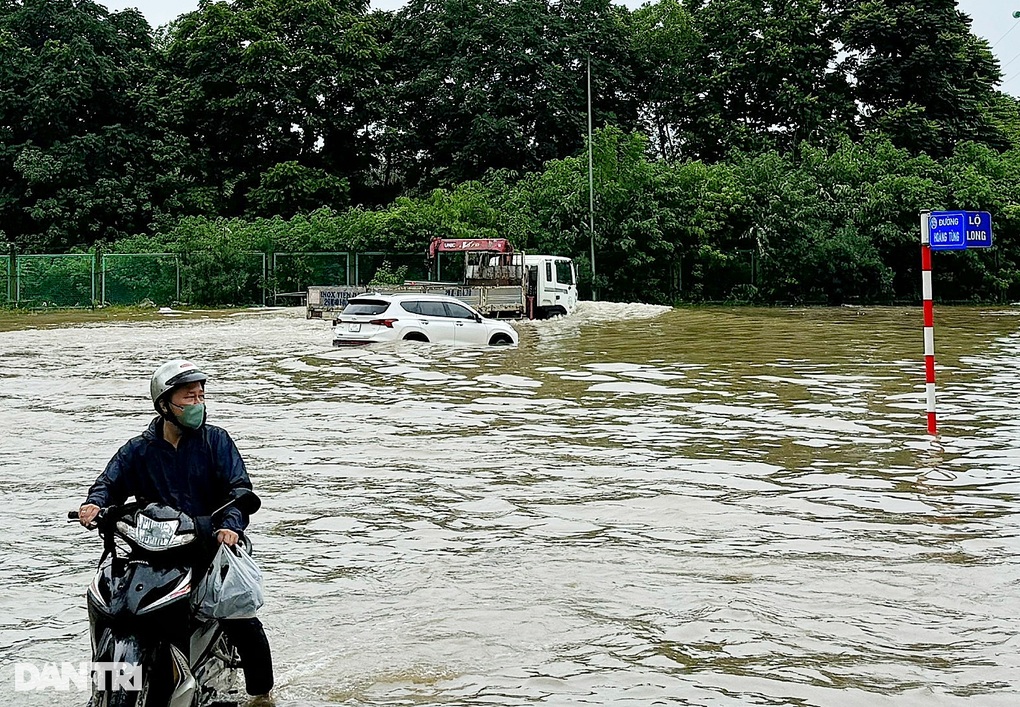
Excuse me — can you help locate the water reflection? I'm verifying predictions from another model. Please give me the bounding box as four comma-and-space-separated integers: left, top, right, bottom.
2, 304, 1020, 705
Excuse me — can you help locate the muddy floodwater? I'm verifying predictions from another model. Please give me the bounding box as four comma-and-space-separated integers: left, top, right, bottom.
2, 304, 1020, 706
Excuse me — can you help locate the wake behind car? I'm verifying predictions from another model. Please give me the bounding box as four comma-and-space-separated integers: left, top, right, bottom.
332, 293, 519, 347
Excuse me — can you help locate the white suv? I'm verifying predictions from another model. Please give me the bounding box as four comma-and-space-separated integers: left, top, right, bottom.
332, 293, 519, 347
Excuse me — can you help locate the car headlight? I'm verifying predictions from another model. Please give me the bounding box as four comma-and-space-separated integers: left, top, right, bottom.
116, 515, 193, 551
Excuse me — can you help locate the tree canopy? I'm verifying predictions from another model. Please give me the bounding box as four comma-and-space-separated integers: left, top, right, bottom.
1, 0, 1017, 304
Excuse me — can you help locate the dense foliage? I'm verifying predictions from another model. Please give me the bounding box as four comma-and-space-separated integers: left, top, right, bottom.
2, 0, 1019, 303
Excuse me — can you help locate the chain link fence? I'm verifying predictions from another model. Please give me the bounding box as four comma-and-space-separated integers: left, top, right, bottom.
272, 253, 351, 296
15, 254, 96, 307
4, 251, 434, 308
2, 254, 11, 304
677, 249, 758, 302
5, 249, 758, 307
181, 251, 267, 306
102, 253, 179, 305
353, 252, 430, 286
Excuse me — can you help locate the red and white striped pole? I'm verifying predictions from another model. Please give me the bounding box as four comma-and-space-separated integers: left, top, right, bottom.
920, 210, 937, 436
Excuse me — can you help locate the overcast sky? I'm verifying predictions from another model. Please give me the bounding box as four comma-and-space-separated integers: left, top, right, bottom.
101, 0, 1020, 97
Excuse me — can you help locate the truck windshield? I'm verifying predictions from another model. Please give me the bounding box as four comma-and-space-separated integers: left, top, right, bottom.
343, 300, 389, 315
555, 261, 574, 285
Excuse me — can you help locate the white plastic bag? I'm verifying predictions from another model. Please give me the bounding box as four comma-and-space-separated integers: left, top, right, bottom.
195, 543, 265, 620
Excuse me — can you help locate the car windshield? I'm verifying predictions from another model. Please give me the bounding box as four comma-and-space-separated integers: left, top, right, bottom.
343, 299, 390, 316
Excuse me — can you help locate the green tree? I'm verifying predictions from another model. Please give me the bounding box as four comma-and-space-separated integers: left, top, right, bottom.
836, 0, 1005, 156
987, 93, 1020, 150
518, 127, 684, 301
937, 140, 1020, 299
0, 0, 167, 250
734, 135, 967, 303
629, 0, 701, 162
684, 0, 854, 160
379, 0, 640, 193
245, 161, 350, 218
159, 0, 383, 215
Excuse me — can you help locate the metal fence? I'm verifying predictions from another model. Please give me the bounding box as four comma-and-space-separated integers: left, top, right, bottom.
14, 254, 96, 307
181, 251, 267, 306
272, 252, 352, 295
676, 249, 757, 302
2, 251, 434, 308
0, 248, 766, 308
354, 252, 431, 285
102, 253, 179, 305
2, 253, 11, 303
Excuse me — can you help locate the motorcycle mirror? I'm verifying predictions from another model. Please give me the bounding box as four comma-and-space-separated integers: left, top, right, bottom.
212, 489, 262, 518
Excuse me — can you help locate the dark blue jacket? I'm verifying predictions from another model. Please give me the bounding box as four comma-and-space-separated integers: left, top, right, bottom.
85, 418, 252, 534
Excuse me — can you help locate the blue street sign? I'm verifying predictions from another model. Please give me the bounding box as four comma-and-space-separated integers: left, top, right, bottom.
928, 211, 967, 251
965, 211, 993, 248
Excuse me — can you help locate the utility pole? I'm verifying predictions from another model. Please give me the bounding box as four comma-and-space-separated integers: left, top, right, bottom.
587, 54, 597, 301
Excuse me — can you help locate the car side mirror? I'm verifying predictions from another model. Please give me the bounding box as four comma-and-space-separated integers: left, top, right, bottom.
474, 314, 482, 323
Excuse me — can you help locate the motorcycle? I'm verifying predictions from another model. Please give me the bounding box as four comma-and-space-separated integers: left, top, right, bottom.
67, 490, 262, 707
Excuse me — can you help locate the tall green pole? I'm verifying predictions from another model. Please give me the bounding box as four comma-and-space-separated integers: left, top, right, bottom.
587, 54, 597, 301
7, 244, 13, 304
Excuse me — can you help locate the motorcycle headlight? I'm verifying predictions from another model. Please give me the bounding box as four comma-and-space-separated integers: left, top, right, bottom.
116, 515, 193, 551
114, 535, 132, 557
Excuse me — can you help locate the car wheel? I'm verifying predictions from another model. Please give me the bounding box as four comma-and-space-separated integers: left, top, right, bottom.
403, 332, 429, 343
489, 334, 514, 346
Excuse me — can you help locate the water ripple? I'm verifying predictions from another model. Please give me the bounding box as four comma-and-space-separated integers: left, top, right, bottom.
1, 305, 1019, 705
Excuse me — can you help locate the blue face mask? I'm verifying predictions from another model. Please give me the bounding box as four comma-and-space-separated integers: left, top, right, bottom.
172, 402, 205, 430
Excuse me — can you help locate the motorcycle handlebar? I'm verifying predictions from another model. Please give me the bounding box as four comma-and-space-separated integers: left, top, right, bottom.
64, 493, 257, 536
66, 507, 107, 530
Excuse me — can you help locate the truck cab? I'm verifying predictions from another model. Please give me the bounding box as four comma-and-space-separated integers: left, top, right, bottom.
524, 255, 578, 318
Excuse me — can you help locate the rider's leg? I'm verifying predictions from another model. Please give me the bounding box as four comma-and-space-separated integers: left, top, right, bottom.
219, 617, 274, 695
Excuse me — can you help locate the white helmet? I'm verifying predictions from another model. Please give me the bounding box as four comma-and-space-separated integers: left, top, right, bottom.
150, 359, 207, 410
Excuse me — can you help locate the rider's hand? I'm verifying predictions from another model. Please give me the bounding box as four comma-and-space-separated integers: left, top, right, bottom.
79, 504, 100, 527
216, 529, 239, 546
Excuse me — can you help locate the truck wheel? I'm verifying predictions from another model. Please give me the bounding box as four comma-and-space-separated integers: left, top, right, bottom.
403, 332, 429, 342
539, 307, 566, 319
489, 334, 513, 346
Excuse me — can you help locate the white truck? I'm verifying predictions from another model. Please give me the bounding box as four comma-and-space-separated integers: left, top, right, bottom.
307, 239, 578, 320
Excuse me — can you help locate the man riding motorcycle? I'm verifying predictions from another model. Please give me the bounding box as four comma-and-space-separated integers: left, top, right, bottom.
78, 359, 274, 701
